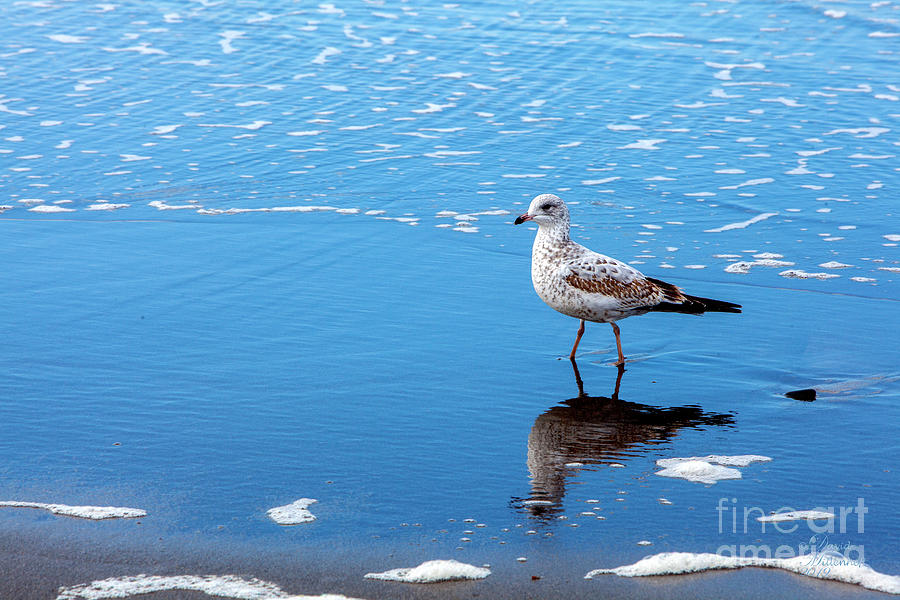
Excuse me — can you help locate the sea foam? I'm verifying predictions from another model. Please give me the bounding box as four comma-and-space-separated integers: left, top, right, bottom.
267, 498, 317, 525
0, 501, 145, 520
586, 552, 900, 595
56, 574, 364, 600
364, 559, 490, 583
757, 510, 835, 522
654, 455, 771, 484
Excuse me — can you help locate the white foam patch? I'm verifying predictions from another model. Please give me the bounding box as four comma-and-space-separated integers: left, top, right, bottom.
706, 61, 766, 71
659, 455, 772, 467
797, 148, 842, 157
720, 177, 774, 190
725, 258, 794, 274
585, 552, 900, 595
198, 120, 270, 130
273, 206, 337, 213
757, 510, 835, 523
424, 150, 480, 159
824, 127, 890, 138
582, 177, 621, 186
654, 455, 771, 484
151, 125, 181, 135
435, 71, 470, 79
654, 460, 742, 484
48, 34, 89, 43
319, 3, 345, 16
218, 31, 245, 54
0, 501, 145, 520
620, 139, 667, 150
522, 499, 553, 506
779, 270, 840, 280
86, 203, 130, 211
149, 200, 197, 210
786, 161, 813, 175
705, 213, 777, 233
412, 102, 455, 114
28, 205, 76, 213
267, 498, 317, 525
607, 124, 642, 131
56, 574, 364, 600
102, 43, 168, 56
629, 32, 684, 39
312, 47, 341, 64
364, 560, 490, 583
819, 261, 852, 269
761, 97, 805, 108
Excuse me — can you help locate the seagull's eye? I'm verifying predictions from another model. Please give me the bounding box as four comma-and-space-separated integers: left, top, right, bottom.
540, 203, 553, 211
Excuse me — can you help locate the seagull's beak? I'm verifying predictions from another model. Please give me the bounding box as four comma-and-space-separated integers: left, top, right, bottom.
514, 213, 533, 225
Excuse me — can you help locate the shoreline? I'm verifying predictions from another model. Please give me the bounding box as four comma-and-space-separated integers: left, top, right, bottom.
2, 522, 895, 600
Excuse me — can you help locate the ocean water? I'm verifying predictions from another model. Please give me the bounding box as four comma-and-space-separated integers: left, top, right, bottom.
1, 0, 899, 598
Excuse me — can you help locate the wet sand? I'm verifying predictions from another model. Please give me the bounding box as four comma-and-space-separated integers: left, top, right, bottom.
3, 522, 892, 600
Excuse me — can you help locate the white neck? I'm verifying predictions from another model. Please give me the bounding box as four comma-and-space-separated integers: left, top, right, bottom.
534, 220, 570, 248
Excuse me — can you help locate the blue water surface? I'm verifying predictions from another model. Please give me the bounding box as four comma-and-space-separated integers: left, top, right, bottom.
1, 0, 899, 598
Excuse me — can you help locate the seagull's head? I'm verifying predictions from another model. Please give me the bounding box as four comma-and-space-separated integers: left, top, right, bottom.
514, 193, 569, 228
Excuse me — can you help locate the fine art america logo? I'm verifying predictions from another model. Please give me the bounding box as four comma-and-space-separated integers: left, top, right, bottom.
715, 497, 868, 573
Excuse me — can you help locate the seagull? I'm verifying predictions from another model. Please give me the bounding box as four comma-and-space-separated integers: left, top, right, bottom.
514, 193, 741, 365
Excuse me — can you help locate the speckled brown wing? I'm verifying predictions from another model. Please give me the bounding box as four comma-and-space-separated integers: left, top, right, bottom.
562, 259, 674, 310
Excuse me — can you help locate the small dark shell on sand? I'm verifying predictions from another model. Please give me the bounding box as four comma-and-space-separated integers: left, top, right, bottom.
785, 388, 816, 401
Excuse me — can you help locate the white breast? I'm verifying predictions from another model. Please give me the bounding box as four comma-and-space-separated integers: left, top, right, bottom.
530, 229, 651, 323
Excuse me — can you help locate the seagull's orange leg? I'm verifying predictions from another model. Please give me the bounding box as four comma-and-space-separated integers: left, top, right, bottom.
610, 322, 626, 366
569, 319, 586, 360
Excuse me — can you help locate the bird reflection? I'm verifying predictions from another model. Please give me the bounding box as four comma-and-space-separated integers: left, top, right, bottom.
517, 359, 734, 519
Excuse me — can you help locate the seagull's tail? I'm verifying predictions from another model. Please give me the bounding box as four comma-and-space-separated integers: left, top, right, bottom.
645, 277, 742, 315
651, 294, 742, 314
685, 294, 742, 314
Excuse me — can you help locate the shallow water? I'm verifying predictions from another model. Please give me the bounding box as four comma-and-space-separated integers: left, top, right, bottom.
1, 0, 899, 598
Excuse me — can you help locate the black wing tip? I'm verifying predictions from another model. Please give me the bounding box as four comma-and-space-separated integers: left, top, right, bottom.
694, 297, 742, 313
650, 296, 742, 314
644, 278, 741, 314
711, 300, 742, 313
